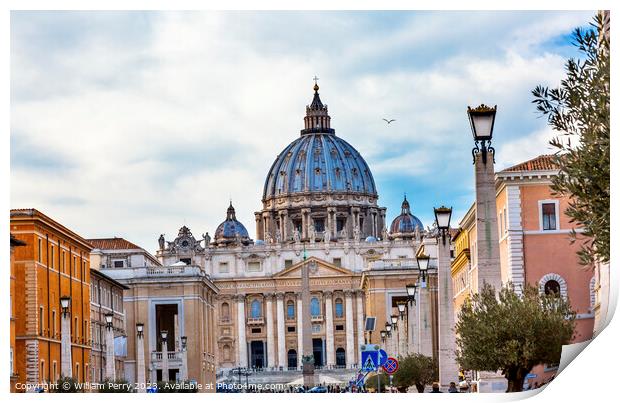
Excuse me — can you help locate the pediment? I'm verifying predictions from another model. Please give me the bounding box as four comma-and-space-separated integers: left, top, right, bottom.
274, 257, 354, 278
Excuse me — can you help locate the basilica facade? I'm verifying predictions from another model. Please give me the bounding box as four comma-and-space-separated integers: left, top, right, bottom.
149, 83, 444, 384
93, 84, 452, 389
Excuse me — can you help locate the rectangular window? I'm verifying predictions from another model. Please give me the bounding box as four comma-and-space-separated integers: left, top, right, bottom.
336, 218, 346, 232
335, 325, 344, 331
287, 326, 296, 333
62, 251, 66, 273
247, 261, 261, 272
52, 311, 56, 338
284, 259, 293, 269
314, 219, 325, 233
53, 361, 57, 382
50, 246, 54, 269
38, 239, 42, 263
499, 212, 503, 234
73, 257, 77, 277
542, 203, 557, 230
219, 262, 229, 273
113, 260, 124, 268
332, 258, 342, 267
251, 328, 261, 334
503, 207, 507, 233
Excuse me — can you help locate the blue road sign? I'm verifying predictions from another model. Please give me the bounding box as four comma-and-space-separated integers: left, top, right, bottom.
146, 386, 157, 393
525, 373, 537, 379
378, 349, 388, 366
361, 350, 378, 371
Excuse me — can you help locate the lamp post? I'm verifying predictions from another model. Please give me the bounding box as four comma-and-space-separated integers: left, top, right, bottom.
161, 330, 169, 382
380, 330, 387, 344
397, 303, 407, 356
434, 205, 458, 389
390, 315, 399, 356
468, 103, 502, 294
416, 254, 430, 288
136, 323, 146, 392
59, 296, 72, 377
405, 283, 418, 354
180, 336, 188, 382
468, 104, 496, 164
104, 313, 116, 381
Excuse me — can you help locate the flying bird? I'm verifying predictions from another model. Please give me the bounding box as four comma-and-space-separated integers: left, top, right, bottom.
383, 118, 396, 124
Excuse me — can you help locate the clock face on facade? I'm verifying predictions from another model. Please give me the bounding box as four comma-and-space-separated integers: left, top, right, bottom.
181, 239, 190, 248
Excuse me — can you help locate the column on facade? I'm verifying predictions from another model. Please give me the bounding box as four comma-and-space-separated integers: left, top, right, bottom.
282, 210, 289, 241
296, 293, 303, 369
61, 311, 72, 377
255, 213, 262, 242
265, 293, 276, 369
136, 330, 146, 392
344, 290, 355, 368
438, 239, 459, 387
324, 291, 335, 367
276, 293, 286, 369
301, 209, 310, 239
237, 295, 248, 367
355, 290, 365, 363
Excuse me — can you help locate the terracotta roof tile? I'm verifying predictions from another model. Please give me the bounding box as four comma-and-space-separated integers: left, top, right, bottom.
500, 154, 559, 173
87, 237, 143, 250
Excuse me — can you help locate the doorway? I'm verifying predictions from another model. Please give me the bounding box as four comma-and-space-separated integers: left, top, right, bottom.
312, 338, 323, 367
250, 340, 264, 368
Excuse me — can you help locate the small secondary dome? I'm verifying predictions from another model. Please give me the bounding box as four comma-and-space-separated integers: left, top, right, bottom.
214, 202, 251, 245
390, 196, 423, 235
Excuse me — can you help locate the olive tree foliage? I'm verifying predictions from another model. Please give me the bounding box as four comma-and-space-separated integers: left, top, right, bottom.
532, 13, 610, 266
455, 283, 576, 392
391, 353, 438, 393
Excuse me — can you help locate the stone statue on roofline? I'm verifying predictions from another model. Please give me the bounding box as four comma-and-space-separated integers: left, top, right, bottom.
158, 234, 165, 250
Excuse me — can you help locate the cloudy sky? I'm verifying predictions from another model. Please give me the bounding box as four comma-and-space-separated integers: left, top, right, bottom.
10, 10, 594, 252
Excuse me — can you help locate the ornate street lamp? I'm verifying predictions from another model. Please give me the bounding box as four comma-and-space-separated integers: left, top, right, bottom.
181, 336, 188, 351
406, 283, 418, 306
385, 322, 392, 336
467, 104, 497, 164
380, 330, 387, 343
161, 330, 168, 342
417, 254, 430, 288
397, 301, 406, 319
434, 206, 453, 245
104, 312, 114, 329
60, 296, 71, 317
136, 323, 144, 338
390, 314, 398, 331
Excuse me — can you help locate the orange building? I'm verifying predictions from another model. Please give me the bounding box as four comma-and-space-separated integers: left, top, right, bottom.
10, 209, 92, 391
10, 235, 27, 391
451, 155, 595, 388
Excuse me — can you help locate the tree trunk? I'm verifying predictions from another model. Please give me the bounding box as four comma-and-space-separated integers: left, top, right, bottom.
505, 367, 529, 392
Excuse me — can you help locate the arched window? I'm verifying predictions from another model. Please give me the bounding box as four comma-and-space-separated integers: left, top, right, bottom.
310, 297, 320, 316
335, 298, 344, 318
287, 301, 295, 319
538, 273, 568, 299
336, 348, 346, 367
221, 302, 230, 320
251, 299, 262, 318
544, 280, 561, 296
